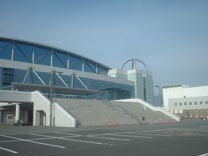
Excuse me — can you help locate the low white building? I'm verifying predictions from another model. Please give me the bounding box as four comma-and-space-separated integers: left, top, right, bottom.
0, 90, 76, 127
163, 85, 208, 118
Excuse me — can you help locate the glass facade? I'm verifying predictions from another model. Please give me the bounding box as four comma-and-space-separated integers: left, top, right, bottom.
0, 37, 133, 100
0, 38, 109, 75
34, 46, 51, 65
53, 50, 68, 68
0, 40, 12, 60
127, 70, 154, 104
14, 42, 33, 63
0, 67, 133, 100
84, 61, 96, 73
69, 55, 82, 71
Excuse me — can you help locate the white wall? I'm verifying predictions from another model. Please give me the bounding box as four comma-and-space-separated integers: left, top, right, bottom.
163, 86, 187, 109
163, 85, 208, 110
31, 91, 51, 126
169, 96, 208, 113
31, 91, 76, 127
54, 103, 76, 127
0, 90, 76, 127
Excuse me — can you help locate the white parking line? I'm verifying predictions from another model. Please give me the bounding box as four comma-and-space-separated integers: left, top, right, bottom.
107, 134, 152, 139
30, 133, 108, 145
0, 146, 18, 154
143, 128, 178, 132
124, 132, 171, 137
198, 152, 208, 156
87, 135, 130, 141
0, 135, 66, 149
0, 137, 54, 143
200, 126, 208, 128
0, 139, 19, 143
61, 137, 110, 145
53, 132, 82, 137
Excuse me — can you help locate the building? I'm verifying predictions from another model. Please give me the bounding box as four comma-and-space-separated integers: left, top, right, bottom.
108, 59, 154, 104
0, 36, 155, 102
163, 85, 208, 118
0, 36, 160, 126
0, 36, 135, 100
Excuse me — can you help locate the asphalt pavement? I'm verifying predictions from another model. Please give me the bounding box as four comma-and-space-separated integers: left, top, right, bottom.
0, 120, 208, 156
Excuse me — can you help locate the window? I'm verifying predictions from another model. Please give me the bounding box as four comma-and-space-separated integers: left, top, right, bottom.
84, 60, 96, 73
97, 66, 108, 75
179, 103, 182, 106
175, 103, 177, 106
200, 101, 203, 105
34, 46, 51, 66
14, 42, 33, 63
69, 55, 82, 71
189, 102, 192, 105
206, 101, 208, 104
7, 115, 14, 120
194, 102, 197, 105
184, 102, 187, 106
0, 40, 12, 60
1, 68, 14, 88
53, 50, 68, 68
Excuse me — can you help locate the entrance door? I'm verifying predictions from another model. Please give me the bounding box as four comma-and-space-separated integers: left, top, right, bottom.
36, 111, 46, 126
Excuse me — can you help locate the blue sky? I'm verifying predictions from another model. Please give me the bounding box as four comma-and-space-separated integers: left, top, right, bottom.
0, 0, 208, 87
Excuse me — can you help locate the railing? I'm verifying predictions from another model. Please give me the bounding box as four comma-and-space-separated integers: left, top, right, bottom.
115, 98, 180, 122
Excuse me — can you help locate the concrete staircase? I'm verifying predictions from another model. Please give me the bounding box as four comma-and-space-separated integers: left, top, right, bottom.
54, 98, 179, 126
54, 99, 138, 126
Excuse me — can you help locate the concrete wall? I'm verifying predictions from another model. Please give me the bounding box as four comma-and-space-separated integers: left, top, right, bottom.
31, 91, 76, 127
54, 103, 76, 127
0, 90, 32, 102
31, 91, 51, 126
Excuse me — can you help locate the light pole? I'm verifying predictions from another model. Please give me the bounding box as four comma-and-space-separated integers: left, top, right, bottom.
155, 85, 163, 106
49, 70, 54, 127
49, 70, 63, 126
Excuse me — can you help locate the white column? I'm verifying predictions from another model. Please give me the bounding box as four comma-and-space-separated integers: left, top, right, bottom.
11, 41, 14, 61
67, 54, 70, 69
95, 64, 98, 74
51, 49, 53, 67
15, 104, 20, 123
32, 45, 35, 64
82, 59, 85, 71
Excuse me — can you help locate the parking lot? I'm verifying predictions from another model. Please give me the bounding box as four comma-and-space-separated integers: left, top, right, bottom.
0, 120, 208, 156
